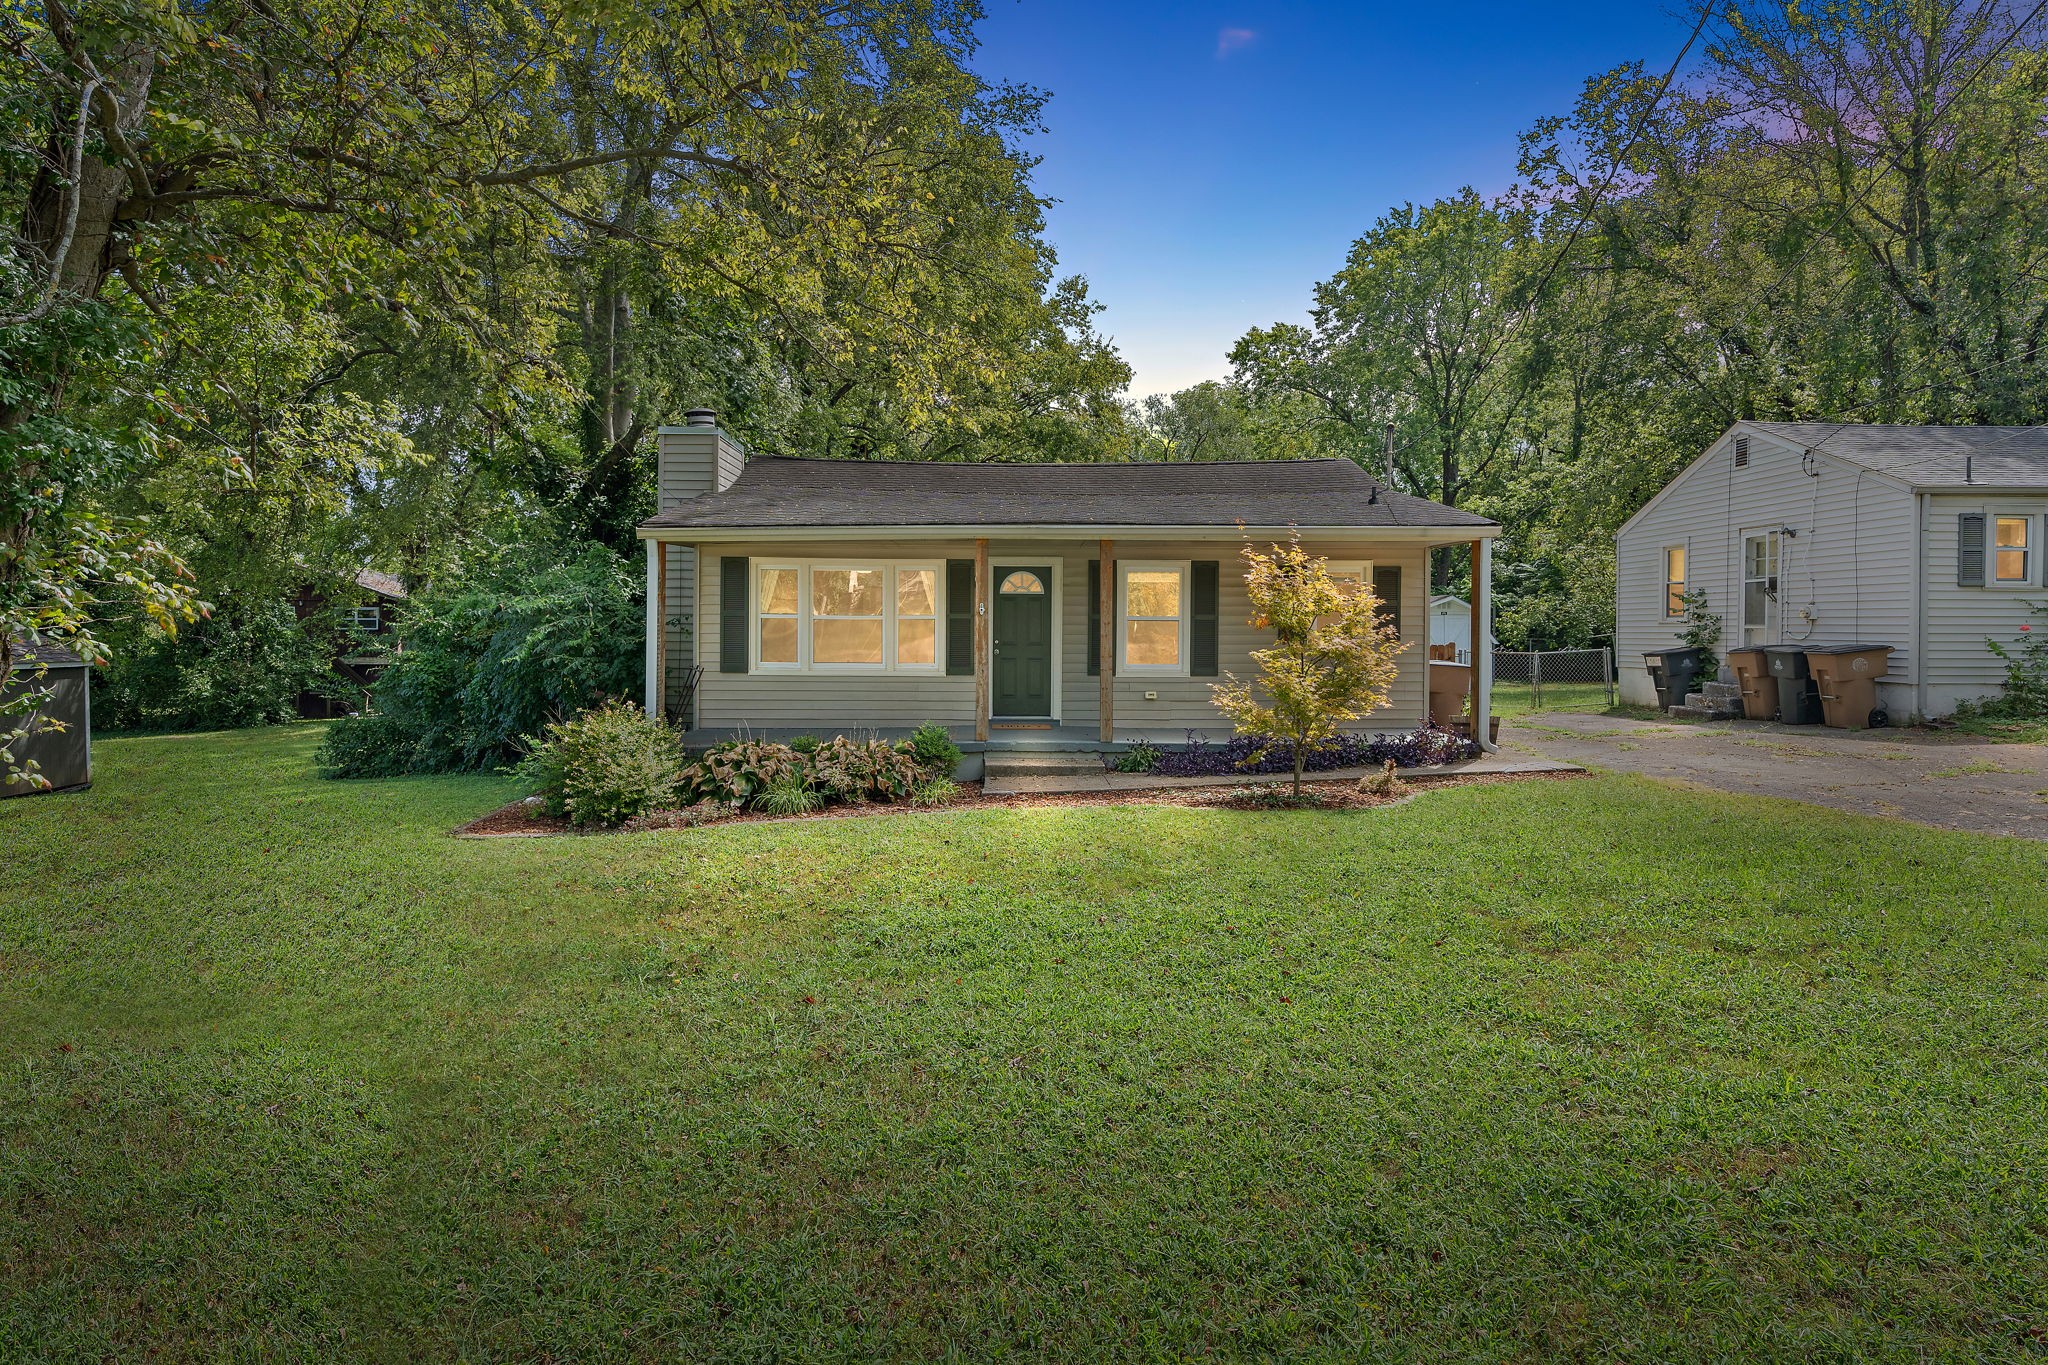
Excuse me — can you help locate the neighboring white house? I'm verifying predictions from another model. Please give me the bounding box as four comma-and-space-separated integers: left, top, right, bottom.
1615, 422, 2048, 719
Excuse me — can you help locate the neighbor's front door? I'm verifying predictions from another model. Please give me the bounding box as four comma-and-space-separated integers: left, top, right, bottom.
992, 565, 1053, 717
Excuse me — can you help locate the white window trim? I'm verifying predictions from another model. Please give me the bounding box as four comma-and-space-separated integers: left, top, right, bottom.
1662, 544, 1688, 619
350, 605, 382, 632
1990, 512, 2036, 588
748, 558, 944, 674
1117, 560, 1191, 676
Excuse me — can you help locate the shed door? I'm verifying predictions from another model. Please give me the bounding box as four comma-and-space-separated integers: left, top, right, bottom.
1741, 531, 1781, 645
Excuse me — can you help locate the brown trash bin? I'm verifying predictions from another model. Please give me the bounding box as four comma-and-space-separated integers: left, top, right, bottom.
1804, 645, 1894, 729
1724, 646, 1775, 721
1427, 661, 1471, 727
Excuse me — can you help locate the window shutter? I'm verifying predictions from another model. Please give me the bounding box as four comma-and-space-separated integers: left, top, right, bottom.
1190, 561, 1220, 676
1373, 566, 1403, 636
719, 557, 748, 673
945, 560, 975, 675
1957, 513, 1987, 587
1087, 560, 1102, 676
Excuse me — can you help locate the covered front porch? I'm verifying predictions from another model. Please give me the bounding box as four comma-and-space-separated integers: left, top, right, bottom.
643, 529, 1496, 750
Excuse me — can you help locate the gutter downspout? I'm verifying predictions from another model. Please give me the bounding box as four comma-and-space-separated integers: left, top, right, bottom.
1913, 491, 1929, 721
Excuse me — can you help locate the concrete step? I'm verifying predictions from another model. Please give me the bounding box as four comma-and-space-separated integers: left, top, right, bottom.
984, 751, 1109, 779
1701, 681, 1743, 702
1681, 690, 1741, 714
1668, 704, 1732, 721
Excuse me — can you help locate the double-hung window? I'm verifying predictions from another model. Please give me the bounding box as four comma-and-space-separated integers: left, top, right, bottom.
1119, 562, 1188, 673
1994, 516, 2032, 585
1663, 546, 1687, 618
349, 605, 382, 633
753, 560, 941, 672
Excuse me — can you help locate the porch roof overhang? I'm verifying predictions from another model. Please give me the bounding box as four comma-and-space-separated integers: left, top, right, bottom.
635, 522, 1500, 545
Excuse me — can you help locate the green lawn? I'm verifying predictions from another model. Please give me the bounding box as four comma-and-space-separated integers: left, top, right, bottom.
4, 727, 2046, 1362
1488, 680, 1618, 719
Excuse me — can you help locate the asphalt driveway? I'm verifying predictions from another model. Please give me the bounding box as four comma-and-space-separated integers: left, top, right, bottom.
1503, 711, 2048, 840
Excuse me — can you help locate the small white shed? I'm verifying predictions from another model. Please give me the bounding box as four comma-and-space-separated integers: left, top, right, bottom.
1429, 595, 1474, 663
1614, 422, 2048, 719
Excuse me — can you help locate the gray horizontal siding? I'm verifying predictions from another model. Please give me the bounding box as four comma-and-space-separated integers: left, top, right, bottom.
689, 535, 1456, 736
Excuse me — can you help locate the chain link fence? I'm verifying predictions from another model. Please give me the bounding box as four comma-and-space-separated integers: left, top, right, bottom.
1492, 647, 1615, 713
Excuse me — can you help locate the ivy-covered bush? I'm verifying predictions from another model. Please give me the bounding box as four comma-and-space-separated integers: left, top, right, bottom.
314, 711, 425, 778
517, 701, 682, 828
320, 548, 639, 777
1145, 727, 1476, 778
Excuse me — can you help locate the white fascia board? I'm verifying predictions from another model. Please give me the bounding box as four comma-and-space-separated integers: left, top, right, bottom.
635, 523, 1500, 544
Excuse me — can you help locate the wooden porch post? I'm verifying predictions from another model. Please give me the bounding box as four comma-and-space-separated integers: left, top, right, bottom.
973, 538, 990, 742
1099, 538, 1115, 743
1467, 540, 1482, 719
654, 541, 669, 719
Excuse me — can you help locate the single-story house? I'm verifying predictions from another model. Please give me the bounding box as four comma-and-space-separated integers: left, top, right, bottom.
2, 639, 91, 798
1615, 422, 2048, 718
634, 410, 1500, 750
295, 569, 407, 719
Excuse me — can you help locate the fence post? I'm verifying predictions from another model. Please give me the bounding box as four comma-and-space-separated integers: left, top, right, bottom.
1603, 646, 1614, 707
1531, 650, 1543, 712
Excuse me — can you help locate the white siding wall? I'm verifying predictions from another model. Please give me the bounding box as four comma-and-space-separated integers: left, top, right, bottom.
1615, 430, 1920, 711
688, 536, 1446, 736
1918, 492, 2048, 714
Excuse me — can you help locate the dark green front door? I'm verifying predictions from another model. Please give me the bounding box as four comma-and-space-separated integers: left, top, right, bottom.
992, 565, 1053, 717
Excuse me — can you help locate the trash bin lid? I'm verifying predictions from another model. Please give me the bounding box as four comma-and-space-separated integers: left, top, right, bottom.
1802, 643, 1894, 655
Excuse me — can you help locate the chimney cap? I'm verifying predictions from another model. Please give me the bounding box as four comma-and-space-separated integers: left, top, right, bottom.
684, 408, 718, 427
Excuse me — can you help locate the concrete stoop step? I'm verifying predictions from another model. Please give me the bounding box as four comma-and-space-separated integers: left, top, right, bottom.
1670, 680, 1744, 721
983, 751, 1108, 780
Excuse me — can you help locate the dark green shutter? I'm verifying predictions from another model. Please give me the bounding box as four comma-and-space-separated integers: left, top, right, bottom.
1086, 560, 1101, 675
719, 557, 748, 673
945, 560, 974, 675
1373, 565, 1403, 636
1190, 561, 1220, 676
1958, 513, 1987, 586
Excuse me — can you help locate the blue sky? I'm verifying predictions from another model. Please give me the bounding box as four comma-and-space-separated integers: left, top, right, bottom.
973, 1, 1699, 399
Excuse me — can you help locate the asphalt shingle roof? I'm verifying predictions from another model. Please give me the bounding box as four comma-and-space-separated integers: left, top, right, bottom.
638, 456, 1494, 531
5, 638, 87, 670
1749, 423, 2048, 488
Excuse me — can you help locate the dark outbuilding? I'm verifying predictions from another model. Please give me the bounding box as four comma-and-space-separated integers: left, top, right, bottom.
2, 640, 92, 798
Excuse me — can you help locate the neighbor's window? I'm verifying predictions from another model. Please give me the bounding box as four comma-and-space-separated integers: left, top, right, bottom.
1664, 546, 1687, 617
1120, 563, 1187, 672
350, 605, 382, 633
754, 561, 941, 672
1994, 516, 2031, 583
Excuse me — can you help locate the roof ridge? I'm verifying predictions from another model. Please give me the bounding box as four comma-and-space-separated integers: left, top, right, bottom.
751, 454, 1358, 470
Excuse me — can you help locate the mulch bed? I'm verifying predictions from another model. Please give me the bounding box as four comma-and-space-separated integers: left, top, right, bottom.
452, 769, 1581, 838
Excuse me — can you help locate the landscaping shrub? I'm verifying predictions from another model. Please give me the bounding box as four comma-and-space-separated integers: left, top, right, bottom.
790, 733, 823, 754
811, 735, 925, 802
1959, 606, 2048, 720
518, 701, 682, 828
320, 547, 640, 777
1152, 726, 1476, 779
910, 777, 960, 806
678, 740, 812, 806
98, 594, 341, 732
755, 776, 823, 816
906, 721, 963, 775
313, 709, 424, 778
1111, 742, 1162, 774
